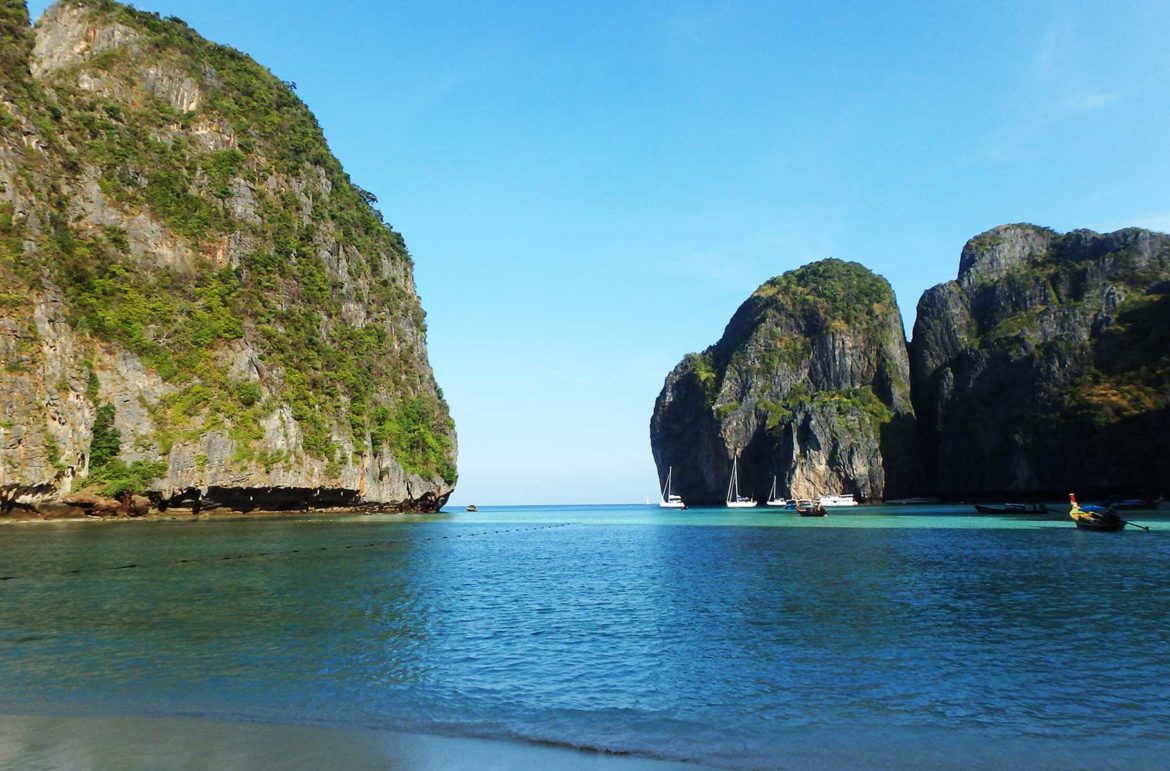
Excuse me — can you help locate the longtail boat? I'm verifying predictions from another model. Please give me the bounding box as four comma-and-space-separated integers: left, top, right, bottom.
1068, 493, 1125, 532
796, 501, 827, 517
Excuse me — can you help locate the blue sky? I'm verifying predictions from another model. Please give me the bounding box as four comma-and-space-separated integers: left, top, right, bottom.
27, 0, 1170, 504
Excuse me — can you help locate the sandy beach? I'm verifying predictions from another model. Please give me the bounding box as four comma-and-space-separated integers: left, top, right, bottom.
0, 714, 699, 771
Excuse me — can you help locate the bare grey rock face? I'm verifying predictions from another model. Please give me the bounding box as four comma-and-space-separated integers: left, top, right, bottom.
956, 224, 1057, 286
142, 62, 202, 113
651, 260, 920, 505
30, 1, 139, 78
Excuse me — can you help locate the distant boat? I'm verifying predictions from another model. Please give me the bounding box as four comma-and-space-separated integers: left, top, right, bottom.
466, 504, 478, 512
796, 500, 827, 517
1106, 498, 1162, 511
974, 502, 1048, 514
818, 493, 858, 507
725, 457, 757, 508
659, 466, 686, 509
766, 477, 787, 507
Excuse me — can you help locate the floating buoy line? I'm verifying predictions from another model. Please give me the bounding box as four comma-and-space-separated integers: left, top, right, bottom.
0, 523, 579, 583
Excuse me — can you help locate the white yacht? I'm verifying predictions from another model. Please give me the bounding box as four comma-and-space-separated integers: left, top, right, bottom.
765, 476, 787, 507
818, 493, 858, 507
726, 457, 757, 508
659, 466, 685, 509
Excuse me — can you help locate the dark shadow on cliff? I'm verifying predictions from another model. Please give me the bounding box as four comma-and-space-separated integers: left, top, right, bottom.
879, 413, 922, 499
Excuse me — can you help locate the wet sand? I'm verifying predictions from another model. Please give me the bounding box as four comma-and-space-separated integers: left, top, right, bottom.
0, 713, 700, 771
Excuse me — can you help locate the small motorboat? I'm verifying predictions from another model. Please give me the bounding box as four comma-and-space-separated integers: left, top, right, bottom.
466, 504, 478, 512
974, 502, 1048, 514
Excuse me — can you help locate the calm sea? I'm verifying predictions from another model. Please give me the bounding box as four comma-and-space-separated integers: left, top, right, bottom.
1, 504, 1168, 768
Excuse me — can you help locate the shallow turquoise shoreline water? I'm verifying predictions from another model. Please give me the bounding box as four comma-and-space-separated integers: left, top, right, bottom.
2, 503, 1168, 768
452, 501, 1165, 528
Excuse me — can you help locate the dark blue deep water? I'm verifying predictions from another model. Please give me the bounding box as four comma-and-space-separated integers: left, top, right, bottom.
2, 504, 1169, 768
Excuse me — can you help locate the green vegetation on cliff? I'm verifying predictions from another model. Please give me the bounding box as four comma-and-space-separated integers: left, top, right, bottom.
1063, 291, 1170, 428
0, 202, 23, 281
754, 259, 897, 334
0, 0, 32, 94
86, 403, 168, 496
972, 232, 1169, 428
758, 386, 894, 432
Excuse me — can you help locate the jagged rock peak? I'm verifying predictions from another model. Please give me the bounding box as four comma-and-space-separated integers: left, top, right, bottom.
957, 224, 1058, 285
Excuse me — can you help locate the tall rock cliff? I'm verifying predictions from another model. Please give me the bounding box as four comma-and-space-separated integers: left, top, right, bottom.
911, 224, 1170, 497
651, 260, 920, 505
0, 0, 456, 514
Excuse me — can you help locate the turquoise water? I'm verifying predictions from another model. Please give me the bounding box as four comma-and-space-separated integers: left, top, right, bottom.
2, 504, 1169, 767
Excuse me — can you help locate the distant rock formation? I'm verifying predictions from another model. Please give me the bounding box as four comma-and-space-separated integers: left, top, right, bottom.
0, 0, 455, 517
650, 260, 920, 504
911, 224, 1170, 497
653, 226, 1170, 503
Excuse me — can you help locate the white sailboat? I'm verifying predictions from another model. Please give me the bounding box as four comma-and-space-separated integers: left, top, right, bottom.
659, 466, 686, 509
766, 476, 787, 507
725, 457, 757, 508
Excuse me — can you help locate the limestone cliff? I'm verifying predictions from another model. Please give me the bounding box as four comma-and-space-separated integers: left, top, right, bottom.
0, 0, 456, 515
911, 224, 1170, 497
650, 260, 920, 505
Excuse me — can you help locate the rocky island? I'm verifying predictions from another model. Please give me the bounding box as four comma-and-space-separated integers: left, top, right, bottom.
0, 0, 456, 518
651, 259, 920, 505
653, 227, 1170, 502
